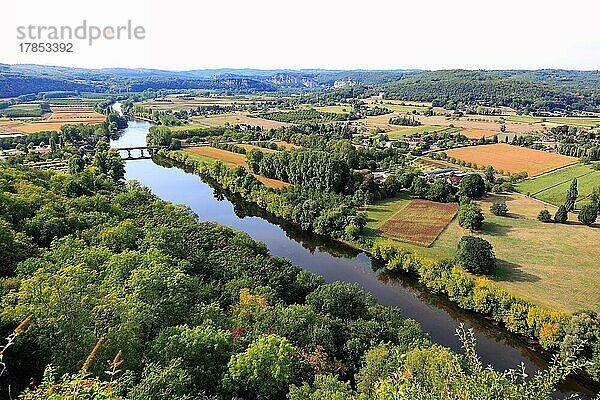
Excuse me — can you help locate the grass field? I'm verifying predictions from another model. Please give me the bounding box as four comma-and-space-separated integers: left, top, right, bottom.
365, 192, 600, 311
515, 163, 600, 207
364, 196, 458, 246
183, 147, 290, 189
386, 125, 457, 139
430, 193, 600, 311
417, 115, 539, 134
444, 143, 578, 176
377, 103, 429, 113
1, 103, 43, 117
188, 112, 289, 129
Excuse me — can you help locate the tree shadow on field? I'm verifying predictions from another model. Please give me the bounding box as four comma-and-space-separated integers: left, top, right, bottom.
491, 260, 540, 283
481, 221, 512, 236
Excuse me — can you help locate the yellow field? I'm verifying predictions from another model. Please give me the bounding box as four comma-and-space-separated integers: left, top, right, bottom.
184, 147, 291, 189
11, 108, 106, 134
189, 112, 289, 129
277, 141, 302, 150
444, 143, 578, 176
459, 129, 498, 139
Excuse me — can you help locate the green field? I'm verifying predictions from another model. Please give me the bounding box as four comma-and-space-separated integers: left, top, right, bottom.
515, 163, 600, 207
386, 125, 459, 139
364, 194, 411, 230
1, 103, 43, 117
505, 115, 600, 127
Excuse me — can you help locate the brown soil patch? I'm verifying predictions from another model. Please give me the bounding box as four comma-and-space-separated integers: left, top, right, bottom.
378, 199, 458, 246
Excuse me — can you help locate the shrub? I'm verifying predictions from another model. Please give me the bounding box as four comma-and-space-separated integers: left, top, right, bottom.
456, 236, 495, 275
537, 209, 552, 223
457, 203, 484, 231
490, 202, 508, 216
554, 205, 568, 223
577, 203, 598, 226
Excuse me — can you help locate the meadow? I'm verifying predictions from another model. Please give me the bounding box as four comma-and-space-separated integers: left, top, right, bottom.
444, 143, 578, 176
386, 125, 457, 139
187, 112, 289, 129
365, 192, 600, 311
430, 194, 600, 311
515, 163, 600, 207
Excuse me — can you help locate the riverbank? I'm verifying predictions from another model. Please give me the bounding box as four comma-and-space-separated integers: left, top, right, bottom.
107, 108, 598, 397
155, 147, 600, 396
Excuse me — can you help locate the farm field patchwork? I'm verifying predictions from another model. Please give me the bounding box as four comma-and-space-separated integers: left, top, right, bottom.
444, 143, 578, 176
183, 147, 290, 189
375, 199, 458, 246
515, 163, 600, 207
9, 107, 106, 134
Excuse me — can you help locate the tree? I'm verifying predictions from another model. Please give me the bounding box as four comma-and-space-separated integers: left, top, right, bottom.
148, 324, 233, 394
538, 209, 552, 223
456, 236, 495, 275
169, 138, 181, 150
93, 141, 125, 181
577, 203, 598, 226
554, 205, 568, 223
490, 202, 508, 216
306, 282, 373, 321
459, 174, 486, 198
484, 166, 495, 184
457, 203, 484, 231
68, 154, 85, 174
147, 126, 172, 146
564, 178, 578, 211
223, 334, 295, 399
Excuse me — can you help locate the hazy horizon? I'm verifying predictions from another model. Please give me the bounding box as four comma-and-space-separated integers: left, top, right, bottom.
4, 0, 600, 71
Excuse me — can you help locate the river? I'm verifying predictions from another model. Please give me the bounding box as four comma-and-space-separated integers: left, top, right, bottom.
110, 105, 598, 398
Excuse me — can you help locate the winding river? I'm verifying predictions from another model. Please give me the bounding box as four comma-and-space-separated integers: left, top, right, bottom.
110, 104, 598, 398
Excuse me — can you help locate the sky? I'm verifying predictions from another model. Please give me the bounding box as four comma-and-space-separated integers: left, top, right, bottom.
2, 0, 600, 71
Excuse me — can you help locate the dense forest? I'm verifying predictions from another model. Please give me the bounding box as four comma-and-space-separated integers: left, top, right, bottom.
378, 70, 600, 112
